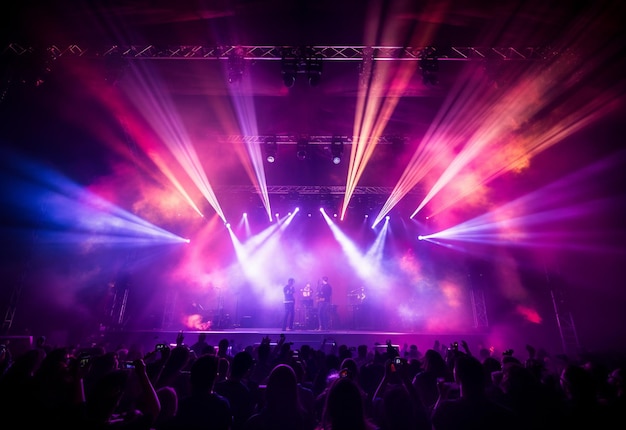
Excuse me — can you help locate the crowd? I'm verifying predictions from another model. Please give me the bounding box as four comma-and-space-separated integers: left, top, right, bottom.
0, 331, 625, 429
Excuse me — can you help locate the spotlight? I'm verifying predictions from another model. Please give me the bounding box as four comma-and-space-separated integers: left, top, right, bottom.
281, 55, 298, 88
265, 138, 277, 163
331, 137, 343, 164
307, 56, 323, 87
296, 138, 309, 160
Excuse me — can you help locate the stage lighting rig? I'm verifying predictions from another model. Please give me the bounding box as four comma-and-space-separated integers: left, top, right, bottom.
281, 47, 323, 88
281, 53, 298, 88
264, 138, 277, 163
296, 138, 309, 160
331, 137, 344, 164
307, 55, 323, 87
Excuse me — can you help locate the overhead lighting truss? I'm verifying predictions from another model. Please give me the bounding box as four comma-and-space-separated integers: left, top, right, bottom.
3, 43, 559, 62
213, 185, 419, 196
280, 47, 323, 87
216, 135, 406, 145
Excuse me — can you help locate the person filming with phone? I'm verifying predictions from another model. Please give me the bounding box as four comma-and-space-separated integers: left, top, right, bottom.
372, 354, 431, 430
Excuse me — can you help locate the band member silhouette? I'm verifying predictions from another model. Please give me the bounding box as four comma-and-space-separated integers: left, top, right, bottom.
302, 282, 313, 307
316, 276, 332, 330
282, 278, 296, 331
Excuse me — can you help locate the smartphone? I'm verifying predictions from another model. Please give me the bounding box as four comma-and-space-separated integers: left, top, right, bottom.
80, 356, 91, 367
122, 361, 135, 369
156, 343, 168, 351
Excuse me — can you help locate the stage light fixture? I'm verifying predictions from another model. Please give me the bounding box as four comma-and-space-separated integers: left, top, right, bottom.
331, 137, 344, 164
307, 56, 323, 87
265, 138, 277, 163
296, 139, 309, 160
281, 55, 298, 88
419, 47, 439, 86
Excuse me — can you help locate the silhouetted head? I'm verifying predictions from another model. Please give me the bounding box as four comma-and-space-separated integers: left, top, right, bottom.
561, 364, 597, 402
266, 364, 299, 410
422, 349, 448, 377
231, 351, 255, 378
323, 376, 369, 430
190, 354, 219, 394
166, 345, 191, 371
340, 358, 359, 381
454, 354, 485, 395
218, 338, 229, 353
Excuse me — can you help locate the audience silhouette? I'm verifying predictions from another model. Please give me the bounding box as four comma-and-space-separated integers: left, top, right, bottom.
2, 332, 625, 430
431, 354, 519, 430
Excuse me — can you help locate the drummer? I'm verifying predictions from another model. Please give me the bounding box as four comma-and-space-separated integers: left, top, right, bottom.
301, 282, 314, 308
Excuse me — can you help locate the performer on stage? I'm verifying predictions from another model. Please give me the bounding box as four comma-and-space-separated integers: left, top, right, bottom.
282, 278, 296, 331
317, 276, 332, 330
300, 282, 315, 329
357, 286, 366, 302
302, 282, 313, 307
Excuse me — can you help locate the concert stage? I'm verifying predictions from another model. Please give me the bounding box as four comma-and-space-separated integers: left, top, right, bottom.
100, 327, 492, 357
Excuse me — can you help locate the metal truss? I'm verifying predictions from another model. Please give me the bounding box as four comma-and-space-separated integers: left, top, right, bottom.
470, 289, 489, 329
217, 135, 405, 145
3, 43, 558, 61
214, 185, 415, 196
